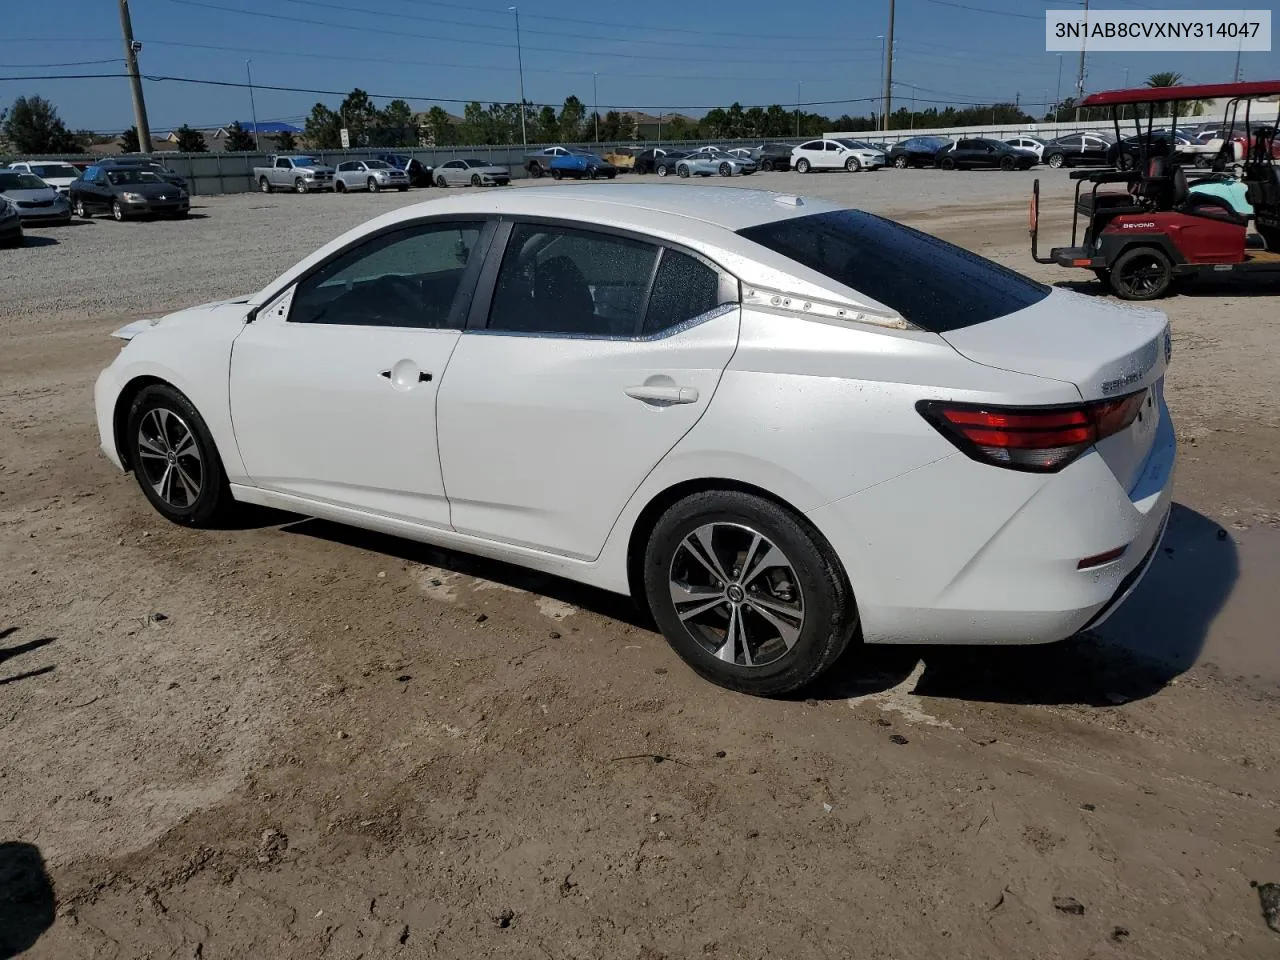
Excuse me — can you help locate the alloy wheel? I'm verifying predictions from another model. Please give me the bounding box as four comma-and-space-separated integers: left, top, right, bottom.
135, 407, 203, 509
667, 522, 805, 668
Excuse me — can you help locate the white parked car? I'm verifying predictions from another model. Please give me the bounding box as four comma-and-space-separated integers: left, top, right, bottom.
334, 159, 410, 193
6, 159, 82, 197
791, 139, 886, 173
94, 185, 1175, 696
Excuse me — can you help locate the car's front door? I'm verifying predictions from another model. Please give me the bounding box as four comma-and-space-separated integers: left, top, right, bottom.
229, 219, 495, 527
822, 140, 843, 168
436, 220, 741, 559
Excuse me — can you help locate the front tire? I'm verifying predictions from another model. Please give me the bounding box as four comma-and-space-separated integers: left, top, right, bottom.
436, 174, 448, 188
112, 200, 125, 221
74, 197, 90, 218
893, 155, 908, 169
471, 174, 482, 187
760, 159, 775, 172
940, 155, 956, 170
125, 383, 234, 527
656, 165, 669, 177
550, 168, 563, 180
999, 155, 1015, 171
294, 178, 308, 194
1110, 246, 1174, 301
677, 165, 690, 178
643, 491, 857, 697
367, 177, 379, 193
795, 158, 811, 173
719, 162, 732, 177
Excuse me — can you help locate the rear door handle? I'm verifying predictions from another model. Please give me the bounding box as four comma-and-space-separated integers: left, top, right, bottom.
624, 385, 699, 404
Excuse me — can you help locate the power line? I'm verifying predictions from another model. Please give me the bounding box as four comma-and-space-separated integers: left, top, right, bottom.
918, 0, 1043, 19
0, 58, 124, 68
160, 0, 885, 65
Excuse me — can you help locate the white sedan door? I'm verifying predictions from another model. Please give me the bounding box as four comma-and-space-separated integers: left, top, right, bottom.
229, 219, 494, 527
436, 220, 740, 560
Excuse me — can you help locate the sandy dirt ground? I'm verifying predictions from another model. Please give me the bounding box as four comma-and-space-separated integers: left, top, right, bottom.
2, 171, 1279, 959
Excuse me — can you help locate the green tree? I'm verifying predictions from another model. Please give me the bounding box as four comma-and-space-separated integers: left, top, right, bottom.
460, 101, 491, 144
599, 110, 622, 142
273, 129, 297, 151
120, 125, 141, 153
424, 106, 454, 145
558, 95, 586, 141
3, 96, 82, 153
535, 105, 559, 143
664, 115, 690, 141
174, 124, 207, 152
222, 121, 256, 151
336, 88, 378, 146
376, 99, 417, 147
1145, 71, 1183, 88
303, 103, 342, 149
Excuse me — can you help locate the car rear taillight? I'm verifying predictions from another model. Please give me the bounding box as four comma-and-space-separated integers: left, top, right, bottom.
916, 391, 1146, 472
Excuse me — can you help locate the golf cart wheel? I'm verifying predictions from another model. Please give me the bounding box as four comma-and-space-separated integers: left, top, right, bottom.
940, 155, 956, 170
74, 197, 90, 219
893, 155, 908, 169
471, 174, 482, 187
678, 165, 690, 178
1047, 153, 1065, 169
999, 155, 1015, 171
436, 175, 448, 188
259, 177, 271, 193
656, 165, 669, 178
112, 200, 126, 221
761, 159, 774, 172
367, 177, 379, 192
528, 164, 543, 179
795, 158, 811, 173
642, 490, 858, 697
845, 157, 861, 172
718, 162, 732, 177
335, 180, 346, 193
1110, 246, 1173, 301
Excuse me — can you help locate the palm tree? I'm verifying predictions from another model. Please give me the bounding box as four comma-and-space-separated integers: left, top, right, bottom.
1142, 71, 1206, 118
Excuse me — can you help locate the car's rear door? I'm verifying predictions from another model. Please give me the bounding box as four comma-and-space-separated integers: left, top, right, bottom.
229, 219, 495, 527
436, 219, 741, 559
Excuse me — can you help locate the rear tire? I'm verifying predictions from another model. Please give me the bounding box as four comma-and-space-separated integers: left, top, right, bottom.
940, 155, 956, 170
999, 155, 1015, 171
1047, 153, 1066, 169
528, 164, 543, 179
125, 383, 235, 528
259, 177, 271, 193
335, 180, 347, 193
795, 158, 811, 173
893, 155, 908, 169
656, 165, 669, 177
845, 157, 861, 172
1110, 246, 1174, 301
643, 490, 857, 697
436, 174, 448, 188
761, 159, 774, 172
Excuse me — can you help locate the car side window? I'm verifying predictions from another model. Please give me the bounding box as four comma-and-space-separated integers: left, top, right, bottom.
800, 141, 821, 151
642, 249, 732, 337
275, 158, 289, 168
825, 141, 840, 151
337, 162, 354, 172
289, 221, 484, 329
487, 223, 660, 337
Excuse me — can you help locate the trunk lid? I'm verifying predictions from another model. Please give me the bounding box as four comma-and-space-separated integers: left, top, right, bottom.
939, 287, 1172, 491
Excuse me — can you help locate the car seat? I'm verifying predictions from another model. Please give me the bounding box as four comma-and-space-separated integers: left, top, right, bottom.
1173, 166, 1249, 225
535, 256, 597, 334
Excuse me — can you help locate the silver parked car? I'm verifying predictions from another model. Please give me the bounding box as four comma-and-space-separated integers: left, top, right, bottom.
0, 170, 71, 225
674, 150, 757, 178
334, 159, 410, 193
434, 158, 511, 188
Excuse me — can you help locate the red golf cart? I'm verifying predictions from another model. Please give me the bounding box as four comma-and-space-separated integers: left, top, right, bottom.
1030, 80, 1280, 300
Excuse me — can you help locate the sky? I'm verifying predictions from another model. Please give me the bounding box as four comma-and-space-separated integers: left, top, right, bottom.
2, 0, 1277, 133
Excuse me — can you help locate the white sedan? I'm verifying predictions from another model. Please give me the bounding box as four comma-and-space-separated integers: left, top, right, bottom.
94, 185, 1175, 696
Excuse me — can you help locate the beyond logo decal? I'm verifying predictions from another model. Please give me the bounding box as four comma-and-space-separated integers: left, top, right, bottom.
1121, 222, 1158, 229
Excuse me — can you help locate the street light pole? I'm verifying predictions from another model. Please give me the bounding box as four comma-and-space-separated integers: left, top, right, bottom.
593, 72, 599, 142
246, 59, 260, 151
877, 35, 885, 129
795, 80, 802, 137
1055, 53, 1063, 118
508, 6, 527, 148
883, 0, 896, 132
1074, 0, 1089, 121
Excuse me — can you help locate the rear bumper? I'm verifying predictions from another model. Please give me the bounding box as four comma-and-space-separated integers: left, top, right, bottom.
807, 394, 1177, 646
1050, 246, 1104, 268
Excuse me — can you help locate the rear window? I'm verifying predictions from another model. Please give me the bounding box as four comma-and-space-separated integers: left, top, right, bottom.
737, 210, 1050, 333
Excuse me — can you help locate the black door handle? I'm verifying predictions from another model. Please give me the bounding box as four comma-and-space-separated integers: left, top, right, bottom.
419, 371, 432, 382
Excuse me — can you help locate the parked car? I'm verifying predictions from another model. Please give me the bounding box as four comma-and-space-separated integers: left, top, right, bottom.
602, 147, 638, 171
937, 138, 1037, 171
70, 165, 190, 220
750, 142, 798, 172
791, 138, 885, 173
253, 155, 336, 193
675, 150, 757, 178
334, 159, 410, 193
0, 197, 23, 247
92, 185, 1175, 697
1040, 132, 1114, 169
549, 151, 618, 181
725, 147, 759, 163
524, 147, 606, 179
887, 136, 953, 168
96, 156, 188, 191
6, 159, 82, 197
434, 158, 510, 187
1003, 136, 1048, 161
0, 170, 71, 225
634, 148, 683, 175
652, 151, 692, 177
375, 153, 434, 187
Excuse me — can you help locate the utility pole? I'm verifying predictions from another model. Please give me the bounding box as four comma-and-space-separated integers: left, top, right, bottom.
1233, 34, 1243, 81
1074, 0, 1089, 121
882, 0, 895, 132
1055, 54, 1063, 118
246, 59, 260, 151
118, 0, 152, 153
593, 72, 599, 142
795, 80, 802, 137
508, 6, 527, 148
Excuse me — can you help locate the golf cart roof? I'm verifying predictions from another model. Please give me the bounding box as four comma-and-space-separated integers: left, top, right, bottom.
1081, 81, 1280, 107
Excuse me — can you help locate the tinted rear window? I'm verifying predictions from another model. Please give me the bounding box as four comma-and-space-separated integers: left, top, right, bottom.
737, 210, 1050, 333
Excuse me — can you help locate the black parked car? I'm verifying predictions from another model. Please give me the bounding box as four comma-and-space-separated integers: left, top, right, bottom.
70, 164, 190, 221
633, 148, 686, 175
936, 138, 1037, 171
887, 136, 952, 169
1040, 132, 1115, 169
95, 156, 188, 191
651, 150, 692, 177
375, 153, 434, 187
756, 142, 798, 171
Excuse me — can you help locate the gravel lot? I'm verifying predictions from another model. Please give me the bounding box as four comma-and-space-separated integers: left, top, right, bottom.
3, 168, 1280, 959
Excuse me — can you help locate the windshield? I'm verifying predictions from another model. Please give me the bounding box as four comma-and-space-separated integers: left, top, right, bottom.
738, 210, 1050, 333
291, 157, 318, 167
0, 172, 48, 190
107, 170, 164, 185
462, 159, 489, 167
31, 164, 80, 179
837, 139, 874, 150
364, 160, 392, 169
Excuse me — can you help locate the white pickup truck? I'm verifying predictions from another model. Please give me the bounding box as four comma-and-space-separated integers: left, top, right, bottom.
252, 155, 336, 193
